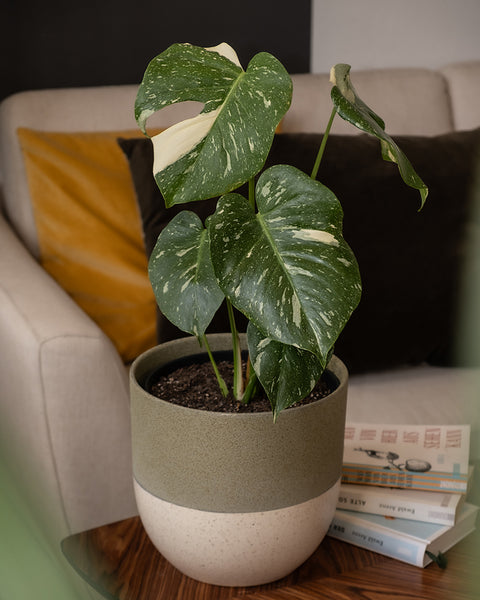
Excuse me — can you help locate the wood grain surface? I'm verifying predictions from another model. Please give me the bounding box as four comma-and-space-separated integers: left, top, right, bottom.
61, 516, 479, 600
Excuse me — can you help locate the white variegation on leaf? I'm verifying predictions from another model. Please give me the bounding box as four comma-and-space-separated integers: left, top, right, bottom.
151, 108, 220, 176
205, 42, 242, 67
207, 165, 362, 366
247, 323, 324, 419
330, 63, 428, 208
135, 43, 292, 207
148, 211, 224, 337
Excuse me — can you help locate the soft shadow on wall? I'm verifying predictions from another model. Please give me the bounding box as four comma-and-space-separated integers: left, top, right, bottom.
0, 0, 311, 102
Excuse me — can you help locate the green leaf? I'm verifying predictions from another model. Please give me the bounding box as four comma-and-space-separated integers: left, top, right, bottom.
135, 42, 242, 130
330, 63, 428, 208
135, 43, 292, 207
148, 211, 224, 337
208, 165, 362, 366
247, 323, 324, 419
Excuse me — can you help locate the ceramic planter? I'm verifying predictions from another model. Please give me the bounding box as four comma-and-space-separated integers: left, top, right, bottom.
130, 334, 348, 587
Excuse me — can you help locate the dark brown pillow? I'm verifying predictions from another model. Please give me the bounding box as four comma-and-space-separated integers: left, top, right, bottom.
119, 128, 480, 373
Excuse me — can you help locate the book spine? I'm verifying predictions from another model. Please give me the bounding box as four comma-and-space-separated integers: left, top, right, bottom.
341, 464, 468, 493
336, 488, 458, 525
327, 512, 426, 567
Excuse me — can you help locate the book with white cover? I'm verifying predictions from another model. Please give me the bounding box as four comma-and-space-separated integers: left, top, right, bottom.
342, 423, 470, 493
327, 502, 478, 567
337, 483, 465, 525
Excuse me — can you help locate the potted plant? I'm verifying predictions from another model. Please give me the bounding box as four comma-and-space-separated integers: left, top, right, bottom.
130, 42, 427, 587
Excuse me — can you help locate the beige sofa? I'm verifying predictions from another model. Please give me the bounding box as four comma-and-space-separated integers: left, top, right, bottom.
1, 60, 479, 544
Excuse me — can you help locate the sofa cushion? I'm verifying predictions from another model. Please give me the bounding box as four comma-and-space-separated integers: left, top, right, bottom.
441, 62, 480, 132
282, 69, 454, 136
18, 128, 158, 363
119, 128, 480, 373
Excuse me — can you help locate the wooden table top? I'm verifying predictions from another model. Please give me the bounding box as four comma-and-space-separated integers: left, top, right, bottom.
61, 515, 479, 600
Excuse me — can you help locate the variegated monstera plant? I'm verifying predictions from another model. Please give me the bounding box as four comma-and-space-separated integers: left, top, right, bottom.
135, 42, 427, 419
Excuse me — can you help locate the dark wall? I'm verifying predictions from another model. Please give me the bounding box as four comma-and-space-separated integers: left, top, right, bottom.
0, 1, 311, 101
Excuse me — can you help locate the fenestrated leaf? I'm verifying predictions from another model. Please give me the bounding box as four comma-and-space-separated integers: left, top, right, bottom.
330, 63, 428, 208
148, 211, 224, 337
247, 323, 324, 419
135, 42, 292, 207
208, 165, 362, 366
135, 42, 242, 130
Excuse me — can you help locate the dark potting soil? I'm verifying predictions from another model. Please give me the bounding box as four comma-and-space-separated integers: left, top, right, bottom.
148, 360, 334, 413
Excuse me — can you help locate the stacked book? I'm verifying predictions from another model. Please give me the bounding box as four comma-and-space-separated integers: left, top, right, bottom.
327, 423, 478, 567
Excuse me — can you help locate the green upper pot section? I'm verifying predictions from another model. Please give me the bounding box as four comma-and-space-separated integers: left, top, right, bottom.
130, 334, 348, 513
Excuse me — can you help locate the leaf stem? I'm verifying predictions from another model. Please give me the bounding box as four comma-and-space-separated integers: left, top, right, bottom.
202, 334, 229, 397
310, 106, 337, 180
241, 366, 259, 405
227, 299, 244, 400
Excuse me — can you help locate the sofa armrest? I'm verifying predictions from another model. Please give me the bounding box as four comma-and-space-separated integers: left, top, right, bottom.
0, 215, 137, 538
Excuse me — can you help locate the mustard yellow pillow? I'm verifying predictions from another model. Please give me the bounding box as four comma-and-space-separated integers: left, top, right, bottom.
18, 127, 158, 363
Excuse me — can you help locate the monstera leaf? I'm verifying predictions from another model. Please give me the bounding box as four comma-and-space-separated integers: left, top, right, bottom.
135, 43, 292, 207
148, 211, 224, 337
247, 323, 324, 419
330, 63, 428, 208
208, 164, 362, 366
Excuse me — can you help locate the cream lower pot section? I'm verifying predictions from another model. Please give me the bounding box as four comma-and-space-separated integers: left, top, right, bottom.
130, 336, 348, 513
134, 477, 341, 587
